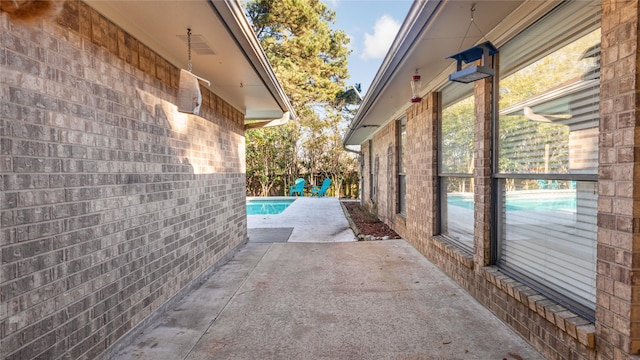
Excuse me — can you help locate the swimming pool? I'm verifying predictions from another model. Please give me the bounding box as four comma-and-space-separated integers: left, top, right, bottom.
246, 198, 296, 215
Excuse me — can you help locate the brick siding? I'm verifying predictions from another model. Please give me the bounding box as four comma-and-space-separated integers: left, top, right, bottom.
368, 120, 400, 226
404, 93, 439, 254
360, 28, 640, 360
597, 1, 639, 358
0, 2, 247, 359
366, 81, 599, 359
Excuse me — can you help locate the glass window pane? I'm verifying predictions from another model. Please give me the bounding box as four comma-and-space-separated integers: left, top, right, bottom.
441, 96, 474, 175
441, 177, 474, 249
498, 29, 600, 175
496, 6, 600, 316
498, 179, 597, 310
399, 175, 406, 215
440, 90, 475, 248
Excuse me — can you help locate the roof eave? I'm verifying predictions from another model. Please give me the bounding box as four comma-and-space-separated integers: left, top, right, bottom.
342, 0, 563, 147
209, 0, 296, 124
343, 0, 443, 146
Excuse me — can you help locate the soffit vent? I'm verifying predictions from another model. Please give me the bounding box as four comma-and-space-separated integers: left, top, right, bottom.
176, 34, 216, 55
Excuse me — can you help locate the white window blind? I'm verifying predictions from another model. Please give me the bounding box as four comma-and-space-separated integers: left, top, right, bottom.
496, 0, 600, 316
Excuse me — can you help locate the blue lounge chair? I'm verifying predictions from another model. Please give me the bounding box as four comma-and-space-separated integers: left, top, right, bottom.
289, 178, 305, 196
537, 179, 559, 189
311, 178, 331, 197
537, 180, 549, 189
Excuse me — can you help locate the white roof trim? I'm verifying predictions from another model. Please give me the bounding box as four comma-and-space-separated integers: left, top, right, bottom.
342, 0, 563, 146
210, 0, 296, 122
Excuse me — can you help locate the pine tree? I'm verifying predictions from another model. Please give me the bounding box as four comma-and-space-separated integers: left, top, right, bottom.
245, 0, 356, 196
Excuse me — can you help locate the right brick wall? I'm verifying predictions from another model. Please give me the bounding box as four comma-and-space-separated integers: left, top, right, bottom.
402, 84, 598, 359
364, 44, 617, 360
597, 0, 640, 358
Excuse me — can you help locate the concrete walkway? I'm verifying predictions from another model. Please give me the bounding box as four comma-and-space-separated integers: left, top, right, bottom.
110, 198, 543, 360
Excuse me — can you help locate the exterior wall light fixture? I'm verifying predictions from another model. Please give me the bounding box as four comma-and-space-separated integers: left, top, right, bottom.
177, 28, 211, 115
447, 41, 498, 83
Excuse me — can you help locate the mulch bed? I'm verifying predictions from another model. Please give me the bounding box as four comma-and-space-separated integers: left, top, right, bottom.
341, 201, 401, 239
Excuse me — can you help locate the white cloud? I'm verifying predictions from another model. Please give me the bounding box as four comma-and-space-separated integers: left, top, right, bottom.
345, 33, 354, 53
361, 15, 400, 60
325, 0, 340, 8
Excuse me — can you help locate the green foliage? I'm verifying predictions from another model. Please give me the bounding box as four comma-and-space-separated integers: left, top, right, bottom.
246, 0, 350, 111
498, 118, 569, 174
441, 96, 474, 175
246, 122, 299, 196
334, 83, 362, 108
317, 108, 359, 198
441, 96, 475, 194
245, 0, 358, 196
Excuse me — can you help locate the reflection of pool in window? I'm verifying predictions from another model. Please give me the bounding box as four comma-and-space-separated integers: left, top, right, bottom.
448, 191, 576, 211
442, 192, 474, 247
505, 196, 575, 211
499, 181, 597, 312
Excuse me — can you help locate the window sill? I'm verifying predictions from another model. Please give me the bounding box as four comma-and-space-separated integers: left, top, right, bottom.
430, 236, 595, 350
431, 235, 474, 269
483, 267, 595, 349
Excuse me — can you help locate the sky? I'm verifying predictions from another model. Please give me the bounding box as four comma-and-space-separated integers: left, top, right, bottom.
328, 0, 413, 95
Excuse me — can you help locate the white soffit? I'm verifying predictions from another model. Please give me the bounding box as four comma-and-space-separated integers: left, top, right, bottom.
86, 0, 291, 121
344, 0, 562, 145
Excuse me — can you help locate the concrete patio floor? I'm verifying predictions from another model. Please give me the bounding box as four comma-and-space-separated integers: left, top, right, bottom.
109, 197, 543, 360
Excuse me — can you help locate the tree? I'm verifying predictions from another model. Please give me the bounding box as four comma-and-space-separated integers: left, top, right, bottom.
247, 0, 350, 109
245, 0, 354, 196
321, 108, 359, 198
324, 83, 361, 197
246, 122, 299, 196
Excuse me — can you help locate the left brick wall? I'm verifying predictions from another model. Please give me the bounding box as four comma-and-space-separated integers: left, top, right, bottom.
0, 1, 247, 359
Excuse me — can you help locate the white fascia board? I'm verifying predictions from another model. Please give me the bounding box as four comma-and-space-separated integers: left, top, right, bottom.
209, 0, 296, 122
343, 0, 563, 147
343, 0, 443, 146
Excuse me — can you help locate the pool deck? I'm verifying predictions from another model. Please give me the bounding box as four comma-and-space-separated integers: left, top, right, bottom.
247, 196, 356, 243
108, 197, 543, 360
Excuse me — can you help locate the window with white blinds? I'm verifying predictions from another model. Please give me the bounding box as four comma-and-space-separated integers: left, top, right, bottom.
496, 1, 600, 319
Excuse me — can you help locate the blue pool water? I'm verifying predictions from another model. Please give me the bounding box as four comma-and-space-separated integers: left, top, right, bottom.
247, 199, 295, 215
448, 194, 576, 211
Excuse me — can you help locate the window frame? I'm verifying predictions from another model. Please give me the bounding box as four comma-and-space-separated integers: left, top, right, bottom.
438, 84, 476, 251
397, 117, 407, 216
491, 1, 601, 321
369, 139, 375, 201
